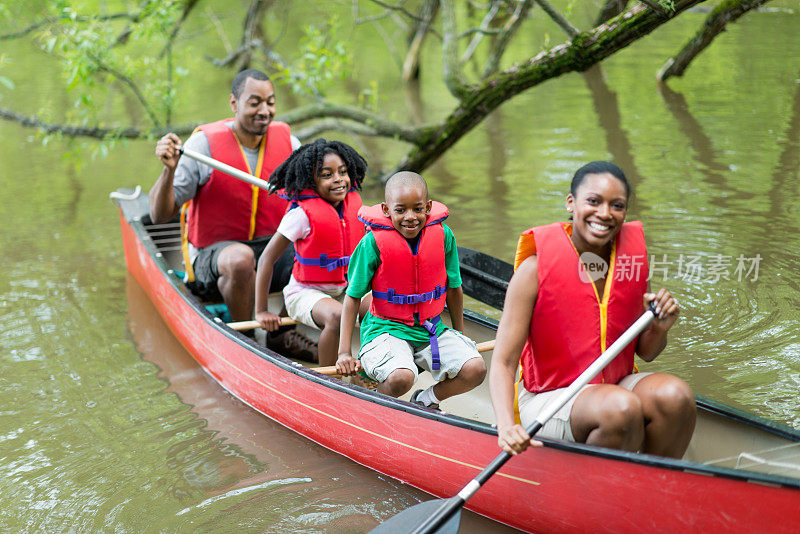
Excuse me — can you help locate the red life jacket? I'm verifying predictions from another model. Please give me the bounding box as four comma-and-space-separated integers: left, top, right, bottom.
186, 119, 292, 249
360, 202, 450, 326
518, 222, 648, 393
288, 189, 364, 286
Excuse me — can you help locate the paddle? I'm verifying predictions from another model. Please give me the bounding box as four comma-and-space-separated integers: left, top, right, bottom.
177, 148, 291, 331
314, 339, 496, 376
179, 146, 271, 190
371, 305, 658, 534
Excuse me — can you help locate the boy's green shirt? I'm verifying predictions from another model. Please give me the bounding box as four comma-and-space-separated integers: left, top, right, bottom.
346, 223, 462, 347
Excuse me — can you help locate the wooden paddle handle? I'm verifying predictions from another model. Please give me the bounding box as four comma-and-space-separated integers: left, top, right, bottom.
475, 339, 494, 352
228, 318, 299, 331
314, 339, 495, 376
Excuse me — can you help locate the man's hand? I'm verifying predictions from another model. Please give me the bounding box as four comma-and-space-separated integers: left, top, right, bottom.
156, 133, 182, 170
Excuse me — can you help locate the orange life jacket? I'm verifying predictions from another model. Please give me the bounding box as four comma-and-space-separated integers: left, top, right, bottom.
518, 222, 648, 393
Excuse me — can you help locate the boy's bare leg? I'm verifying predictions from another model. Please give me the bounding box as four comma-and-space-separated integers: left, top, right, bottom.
378, 368, 415, 397
431, 357, 486, 401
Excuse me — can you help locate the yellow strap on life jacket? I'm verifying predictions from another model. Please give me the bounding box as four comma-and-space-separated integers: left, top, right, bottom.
513, 370, 522, 425
237, 134, 267, 241
177, 125, 205, 284
180, 201, 195, 282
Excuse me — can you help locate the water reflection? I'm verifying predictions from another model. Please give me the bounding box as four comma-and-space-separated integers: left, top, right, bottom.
767, 70, 800, 220
656, 81, 754, 208
125, 273, 521, 532
582, 65, 646, 195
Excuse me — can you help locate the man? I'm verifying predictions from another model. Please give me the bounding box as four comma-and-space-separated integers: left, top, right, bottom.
150, 69, 314, 357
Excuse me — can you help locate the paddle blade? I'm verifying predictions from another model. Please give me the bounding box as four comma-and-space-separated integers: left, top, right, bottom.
370, 498, 461, 534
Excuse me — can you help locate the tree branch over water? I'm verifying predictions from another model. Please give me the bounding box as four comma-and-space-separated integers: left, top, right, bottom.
657, 0, 773, 81
440, 0, 473, 100
0, 12, 133, 41
595, 0, 629, 26
0, 107, 196, 139
280, 101, 425, 144
534, 0, 580, 38
396, 0, 705, 174
0, 0, 750, 177
481, 0, 534, 79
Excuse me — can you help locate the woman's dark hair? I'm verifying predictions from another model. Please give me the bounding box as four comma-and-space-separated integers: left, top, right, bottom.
570, 161, 631, 199
269, 138, 368, 197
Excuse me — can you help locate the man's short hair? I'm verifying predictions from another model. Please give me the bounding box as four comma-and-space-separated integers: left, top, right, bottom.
231, 69, 270, 99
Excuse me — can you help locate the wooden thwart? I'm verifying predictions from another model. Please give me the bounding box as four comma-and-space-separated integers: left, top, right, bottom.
315, 339, 495, 376
227, 315, 495, 377
228, 318, 299, 330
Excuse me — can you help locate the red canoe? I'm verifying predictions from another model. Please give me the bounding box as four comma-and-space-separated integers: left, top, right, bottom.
114, 190, 800, 533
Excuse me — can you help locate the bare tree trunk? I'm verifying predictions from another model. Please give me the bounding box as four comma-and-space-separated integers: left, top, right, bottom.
402, 0, 439, 82
236, 0, 271, 71
657, 0, 771, 81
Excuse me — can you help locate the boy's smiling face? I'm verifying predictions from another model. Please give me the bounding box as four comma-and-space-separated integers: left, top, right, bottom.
382, 184, 432, 239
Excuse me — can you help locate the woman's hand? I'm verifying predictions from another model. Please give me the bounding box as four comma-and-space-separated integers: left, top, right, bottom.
644, 288, 680, 330
497, 423, 542, 455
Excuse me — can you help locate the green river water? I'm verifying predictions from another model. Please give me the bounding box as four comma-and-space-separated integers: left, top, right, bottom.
1, 2, 799, 532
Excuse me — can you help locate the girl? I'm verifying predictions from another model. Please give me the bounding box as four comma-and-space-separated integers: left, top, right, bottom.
489, 161, 696, 459
255, 139, 372, 366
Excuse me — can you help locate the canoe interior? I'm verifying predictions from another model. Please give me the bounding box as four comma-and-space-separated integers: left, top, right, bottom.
128, 194, 800, 485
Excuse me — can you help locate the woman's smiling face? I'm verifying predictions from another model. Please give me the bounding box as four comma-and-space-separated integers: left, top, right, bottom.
566, 172, 629, 255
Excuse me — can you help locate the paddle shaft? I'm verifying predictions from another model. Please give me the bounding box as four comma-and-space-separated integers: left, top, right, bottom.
179, 147, 271, 191
409, 308, 657, 534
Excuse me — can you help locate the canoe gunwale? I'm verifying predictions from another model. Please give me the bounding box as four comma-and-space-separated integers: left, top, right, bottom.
115, 190, 800, 498
117, 198, 502, 437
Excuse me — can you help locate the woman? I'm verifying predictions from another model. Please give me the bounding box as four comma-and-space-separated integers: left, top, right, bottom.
489, 161, 696, 459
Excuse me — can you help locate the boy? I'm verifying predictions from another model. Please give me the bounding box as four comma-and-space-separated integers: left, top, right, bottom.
337, 172, 486, 409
